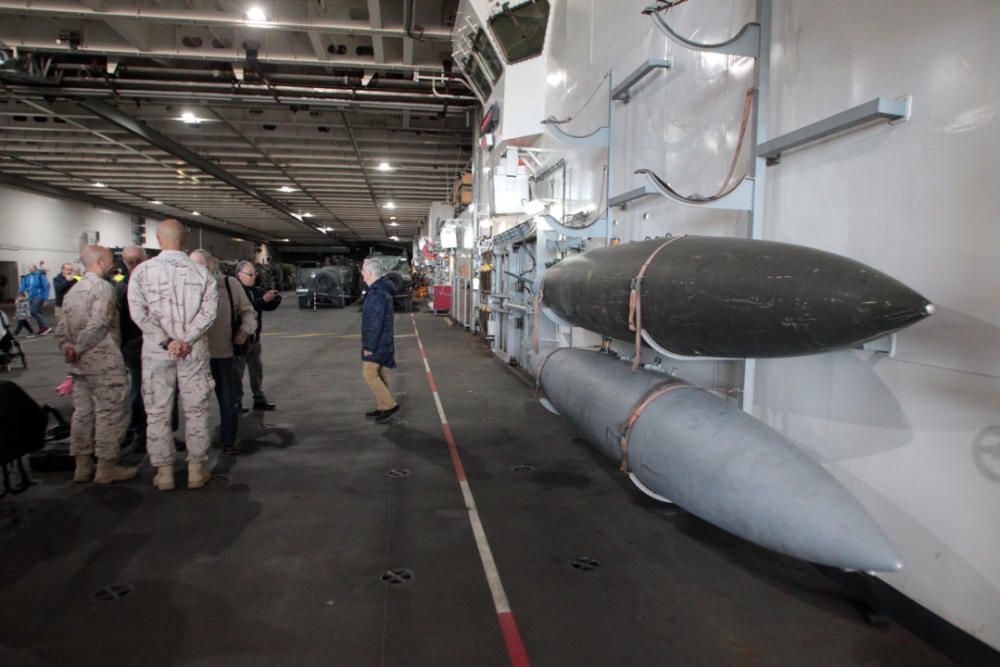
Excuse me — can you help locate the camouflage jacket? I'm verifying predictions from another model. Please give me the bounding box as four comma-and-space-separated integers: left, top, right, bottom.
54, 272, 126, 375
127, 250, 218, 359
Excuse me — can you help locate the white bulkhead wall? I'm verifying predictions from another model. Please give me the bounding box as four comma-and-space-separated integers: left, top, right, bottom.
495, 0, 1000, 650
0, 184, 259, 280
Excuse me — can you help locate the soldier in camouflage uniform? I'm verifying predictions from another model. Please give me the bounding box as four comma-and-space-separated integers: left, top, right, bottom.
54, 245, 137, 484
127, 219, 218, 491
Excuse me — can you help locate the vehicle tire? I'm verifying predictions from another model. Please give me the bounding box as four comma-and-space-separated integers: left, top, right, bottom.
314, 272, 336, 292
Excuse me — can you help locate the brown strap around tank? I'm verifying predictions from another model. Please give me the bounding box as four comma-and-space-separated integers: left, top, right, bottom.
532, 277, 545, 354
534, 345, 571, 397
619, 381, 697, 473
628, 235, 686, 371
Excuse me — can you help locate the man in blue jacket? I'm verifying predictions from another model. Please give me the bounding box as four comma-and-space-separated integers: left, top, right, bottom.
361, 257, 399, 422
19, 263, 51, 334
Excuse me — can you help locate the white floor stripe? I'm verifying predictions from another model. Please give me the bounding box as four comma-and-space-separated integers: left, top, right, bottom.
460, 480, 512, 614
414, 315, 514, 617
432, 392, 448, 424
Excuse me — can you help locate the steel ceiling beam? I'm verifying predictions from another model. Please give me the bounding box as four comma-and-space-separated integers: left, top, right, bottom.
339, 110, 388, 237
207, 107, 360, 240
74, 98, 323, 237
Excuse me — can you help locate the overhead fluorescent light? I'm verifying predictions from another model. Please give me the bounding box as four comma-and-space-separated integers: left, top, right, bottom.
150, 200, 163, 205
191, 211, 200, 216
277, 186, 298, 193
92, 181, 107, 188
245, 6, 268, 24
389, 235, 400, 241
179, 111, 202, 124
300, 212, 313, 218
389, 216, 397, 220
389, 222, 399, 227
376, 162, 393, 172
383, 201, 396, 209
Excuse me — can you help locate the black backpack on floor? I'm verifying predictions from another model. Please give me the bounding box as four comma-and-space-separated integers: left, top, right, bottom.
0, 380, 60, 496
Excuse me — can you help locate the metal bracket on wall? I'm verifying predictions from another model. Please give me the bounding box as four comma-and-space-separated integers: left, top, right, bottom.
546, 216, 610, 239
546, 237, 586, 254
542, 305, 575, 328
609, 184, 656, 210
611, 59, 673, 103
856, 334, 896, 355
758, 96, 912, 164
645, 9, 760, 58
542, 120, 611, 147
641, 329, 739, 362
634, 170, 755, 211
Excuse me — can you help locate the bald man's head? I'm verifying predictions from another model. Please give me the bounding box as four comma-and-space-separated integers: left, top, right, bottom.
122, 245, 147, 272
80, 245, 113, 278
157, 219, 187, 251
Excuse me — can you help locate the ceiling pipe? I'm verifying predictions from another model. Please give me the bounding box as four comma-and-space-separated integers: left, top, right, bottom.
1, 42, 446, 75
0, 4, 453, 41
1, 84, 471, 114
404, 0, 425, 41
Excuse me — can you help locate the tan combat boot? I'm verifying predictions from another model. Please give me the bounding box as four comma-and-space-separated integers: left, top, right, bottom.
94, 459, 138, 485
187, 462, 211, 489
153, 466, 175, 491
73, 454, 95, 483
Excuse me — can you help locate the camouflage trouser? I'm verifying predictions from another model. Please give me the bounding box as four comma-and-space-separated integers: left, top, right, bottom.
142, 351, 214, 467
70, 372, 130, 460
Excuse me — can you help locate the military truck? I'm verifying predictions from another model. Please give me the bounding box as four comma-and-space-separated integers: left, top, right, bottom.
369, 253, 414, 312
295, 261, 359, 308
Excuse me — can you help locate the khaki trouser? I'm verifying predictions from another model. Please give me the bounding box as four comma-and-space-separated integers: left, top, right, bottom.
362, 361, 396, 411
70, 372, 130, 460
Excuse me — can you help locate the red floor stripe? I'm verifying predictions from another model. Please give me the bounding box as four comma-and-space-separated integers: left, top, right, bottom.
440, 422, 467, 482
411, 315, 531, 667
498, 612, 531, 667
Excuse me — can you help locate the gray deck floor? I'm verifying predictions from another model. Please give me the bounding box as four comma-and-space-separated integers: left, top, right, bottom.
0, 299, 954, 666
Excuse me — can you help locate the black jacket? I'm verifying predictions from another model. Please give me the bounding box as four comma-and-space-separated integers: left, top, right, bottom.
361, 277, 396, 368
53, 274, 76, 307
242, 283, 282, 341
117, 278, 143, 367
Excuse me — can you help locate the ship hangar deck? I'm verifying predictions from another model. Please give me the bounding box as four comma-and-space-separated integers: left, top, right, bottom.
0, 301, 955, 666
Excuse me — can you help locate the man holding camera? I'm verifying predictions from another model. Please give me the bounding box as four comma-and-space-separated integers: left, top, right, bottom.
234, 260, 281, 413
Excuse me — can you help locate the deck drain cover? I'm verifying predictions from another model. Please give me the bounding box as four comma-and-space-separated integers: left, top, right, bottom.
511, 465, 535, 473
386, 468, 410, 478
570, 557, 601, 572
91, 584, 133, 602
380, 568, 414, 585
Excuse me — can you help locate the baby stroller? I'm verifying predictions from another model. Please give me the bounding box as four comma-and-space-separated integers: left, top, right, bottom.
0, 310, 28, 372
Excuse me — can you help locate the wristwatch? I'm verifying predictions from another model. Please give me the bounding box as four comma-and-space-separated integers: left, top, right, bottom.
160, 337, 174, 350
